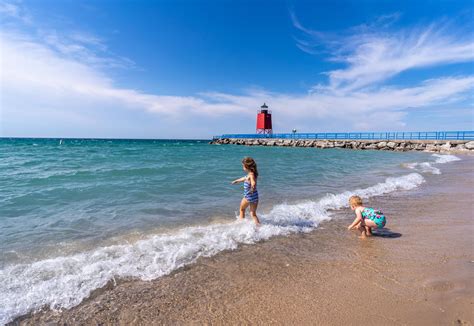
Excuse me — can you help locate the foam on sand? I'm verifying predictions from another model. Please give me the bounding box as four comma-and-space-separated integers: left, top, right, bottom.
402, 154, 461, 175
0, 173, 425, 325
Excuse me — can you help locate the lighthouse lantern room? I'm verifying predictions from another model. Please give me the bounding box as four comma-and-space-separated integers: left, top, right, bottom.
256, 103, 273, 135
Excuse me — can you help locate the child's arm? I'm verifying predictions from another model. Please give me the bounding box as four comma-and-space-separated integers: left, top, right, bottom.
348, 209, 363, 230
248, 173, 257, 193
231, 176, 246, 184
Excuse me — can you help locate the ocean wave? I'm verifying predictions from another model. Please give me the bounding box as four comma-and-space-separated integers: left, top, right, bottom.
402, 154, 461, 175
432, 154, 461, 164
0, 173, 424, 325
403, 162, 441, 175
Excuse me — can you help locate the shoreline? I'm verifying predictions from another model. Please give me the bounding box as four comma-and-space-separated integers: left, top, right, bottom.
14, 156, 474, 325
210, 138, 474, 154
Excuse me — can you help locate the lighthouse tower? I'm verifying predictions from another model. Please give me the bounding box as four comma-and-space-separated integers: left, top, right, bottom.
256, 103, 273, 135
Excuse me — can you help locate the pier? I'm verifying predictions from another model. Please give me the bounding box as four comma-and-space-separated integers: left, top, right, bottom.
210, 131, 474, 153
213, 131, 474, 141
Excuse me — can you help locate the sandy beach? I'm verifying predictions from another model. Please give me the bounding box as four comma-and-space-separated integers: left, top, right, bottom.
14, 156, 473, 325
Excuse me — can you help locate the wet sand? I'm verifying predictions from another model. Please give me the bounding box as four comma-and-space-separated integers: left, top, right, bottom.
15, 157, 473, 325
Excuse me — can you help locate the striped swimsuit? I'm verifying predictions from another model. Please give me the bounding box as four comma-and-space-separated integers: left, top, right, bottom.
243, 177, 259, 203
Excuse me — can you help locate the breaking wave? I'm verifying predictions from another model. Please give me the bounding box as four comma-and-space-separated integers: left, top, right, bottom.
403, 154, 460, 175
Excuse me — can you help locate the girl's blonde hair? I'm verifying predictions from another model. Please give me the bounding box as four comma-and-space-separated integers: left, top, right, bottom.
242, 157, 258, 177
349, 195, 363, 207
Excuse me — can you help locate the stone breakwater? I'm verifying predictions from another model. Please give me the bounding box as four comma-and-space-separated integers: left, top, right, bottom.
210, 138, 474, 153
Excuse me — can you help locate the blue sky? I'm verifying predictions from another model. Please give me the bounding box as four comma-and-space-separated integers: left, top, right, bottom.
1, 0, 473, 138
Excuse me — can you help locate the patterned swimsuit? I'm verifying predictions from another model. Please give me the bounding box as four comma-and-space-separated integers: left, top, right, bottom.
243, 177, 259, 203
361, 207, 386, 229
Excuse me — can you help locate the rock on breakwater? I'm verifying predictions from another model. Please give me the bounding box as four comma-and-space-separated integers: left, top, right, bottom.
210, 138, 474, 153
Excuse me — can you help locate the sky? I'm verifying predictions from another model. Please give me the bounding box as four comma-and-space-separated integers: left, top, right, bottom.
0, 0, 473, 139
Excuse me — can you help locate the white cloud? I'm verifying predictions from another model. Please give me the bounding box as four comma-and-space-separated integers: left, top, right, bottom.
0, 1, 18, 16
0, 0, 31, 23
292, 12, 474, 92
329, 28, 474, 92
38, 29, 134, 69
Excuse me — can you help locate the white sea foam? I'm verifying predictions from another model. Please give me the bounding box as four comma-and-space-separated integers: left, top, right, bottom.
402, 154, 461, 175
403, 162, 441, 175
0, 173, 425, 325
432, 154, 461, 164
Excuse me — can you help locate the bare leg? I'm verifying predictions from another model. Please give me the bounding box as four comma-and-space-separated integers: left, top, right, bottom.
239, 198, 250, 220
363, 219, 378, 237
357, 224, 367, 238
365, 225, 373, 237
249, 201, 261, 225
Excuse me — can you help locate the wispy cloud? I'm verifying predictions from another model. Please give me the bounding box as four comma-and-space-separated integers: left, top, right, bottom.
38, 29, 135, 69
292, 11, 474, 92
0, 0, 31, 23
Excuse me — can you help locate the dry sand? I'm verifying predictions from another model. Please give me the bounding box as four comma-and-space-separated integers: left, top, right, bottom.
14, 157, 473, 325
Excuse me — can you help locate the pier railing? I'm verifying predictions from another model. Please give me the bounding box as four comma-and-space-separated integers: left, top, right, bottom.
213, 131, 474, 141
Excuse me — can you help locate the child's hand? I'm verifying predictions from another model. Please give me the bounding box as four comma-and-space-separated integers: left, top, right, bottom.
347, 225, 354, 230
231, 177, 245, 184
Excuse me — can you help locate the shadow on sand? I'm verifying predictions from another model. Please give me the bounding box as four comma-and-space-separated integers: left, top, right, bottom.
372, 228, 402, 238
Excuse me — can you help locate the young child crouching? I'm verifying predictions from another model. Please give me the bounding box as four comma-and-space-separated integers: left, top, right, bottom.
347, 195, 386, 238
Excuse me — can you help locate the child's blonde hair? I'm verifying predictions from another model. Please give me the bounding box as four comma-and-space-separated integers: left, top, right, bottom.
349, 195, 363, 207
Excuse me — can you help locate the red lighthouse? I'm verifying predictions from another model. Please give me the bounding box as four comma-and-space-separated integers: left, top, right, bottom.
256, 103, 273, 135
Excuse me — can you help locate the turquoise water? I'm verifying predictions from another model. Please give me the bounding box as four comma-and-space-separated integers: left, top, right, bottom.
0, 138, 458, 324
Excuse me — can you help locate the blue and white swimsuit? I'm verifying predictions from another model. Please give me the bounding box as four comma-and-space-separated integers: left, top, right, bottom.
243, 177, 259, 203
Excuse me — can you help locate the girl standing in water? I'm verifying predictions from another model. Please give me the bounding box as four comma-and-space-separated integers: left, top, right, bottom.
231, 157, 261, 225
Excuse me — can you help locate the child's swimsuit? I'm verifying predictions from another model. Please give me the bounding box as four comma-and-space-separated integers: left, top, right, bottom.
361, 207, 386, 229
243, 177, 259, 203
